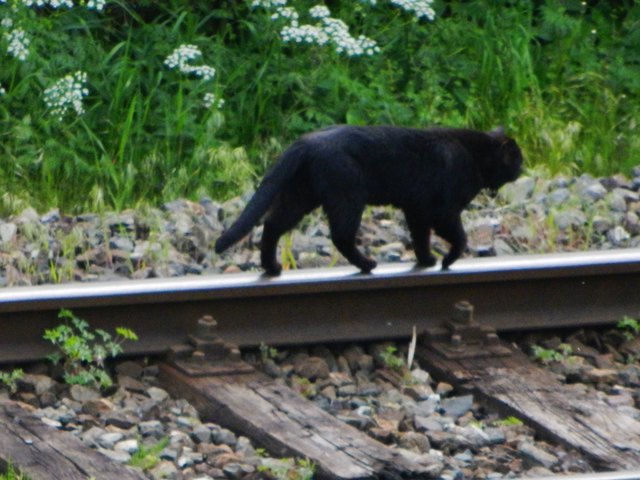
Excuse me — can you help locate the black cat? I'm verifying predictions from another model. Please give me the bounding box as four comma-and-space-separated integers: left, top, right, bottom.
215, 125, 523, 275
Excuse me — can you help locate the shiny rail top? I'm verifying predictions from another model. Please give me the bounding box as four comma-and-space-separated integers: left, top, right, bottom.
0, 249, 639, 363
0, 248, 638, 306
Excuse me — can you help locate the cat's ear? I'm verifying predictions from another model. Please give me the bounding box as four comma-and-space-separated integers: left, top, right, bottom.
488, 126, 506, 138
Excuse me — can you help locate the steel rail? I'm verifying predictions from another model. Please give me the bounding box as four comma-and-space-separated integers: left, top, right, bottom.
523, 472, 640, 480
1, 248, 639, 363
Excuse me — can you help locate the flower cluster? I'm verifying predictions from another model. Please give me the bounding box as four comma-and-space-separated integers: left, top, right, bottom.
321, 16, 380, 56
203, 92, 224, 109
86, 0, 106, 10
281, 24, 328, 46
20, 0, 74, 8
44, 70, 89, 120
251, 0, 287, 7
391, 0, 435, 20
164, 44, 223, 109
257, 2, 380, 57
0, 84, 5, 96
164, 44, 216, 80
271, 5, 298, 22
5, 27, 30, 61
8, 0, 106, 9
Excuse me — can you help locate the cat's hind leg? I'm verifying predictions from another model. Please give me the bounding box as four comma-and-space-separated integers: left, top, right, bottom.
261, 194, 316, 276
404, 211, 437, 268
434, 215, 467, 270
324, 200, 377, 273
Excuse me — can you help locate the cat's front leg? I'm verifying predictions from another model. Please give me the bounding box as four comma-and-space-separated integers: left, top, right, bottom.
435, 216, 467, 271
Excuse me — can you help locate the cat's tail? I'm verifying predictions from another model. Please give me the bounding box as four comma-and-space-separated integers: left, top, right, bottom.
214, 146, 304, 254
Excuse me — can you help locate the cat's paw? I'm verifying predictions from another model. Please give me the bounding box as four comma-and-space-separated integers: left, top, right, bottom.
416, 255, 437, 268
441, 256, 455, 271
263, 262, 283, 277
359, 258, 377, 274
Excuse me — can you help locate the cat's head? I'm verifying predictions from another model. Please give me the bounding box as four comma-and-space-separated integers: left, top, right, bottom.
483, 126, 523, 191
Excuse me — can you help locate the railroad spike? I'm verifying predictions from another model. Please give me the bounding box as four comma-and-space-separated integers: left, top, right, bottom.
167, 314, 254, 377
422, 301, 511, 360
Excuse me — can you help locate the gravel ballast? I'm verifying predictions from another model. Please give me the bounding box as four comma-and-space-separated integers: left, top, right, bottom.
1, 168, 640, 479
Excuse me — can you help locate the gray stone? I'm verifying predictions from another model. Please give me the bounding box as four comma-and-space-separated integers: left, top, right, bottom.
177, 454, 194, 468
98, 431, 124, 449
118, 375, 146, 393
518, 441, 558, 468
69, 384, 101, 403
293, 356, 330, 380
553, 209, 587, 230
613, 187, 639, 203
147, 386, 170, 403
80, 426, 106, 448
222, 463, 244, 480
150, 460, 179, 480
343, 345, 366, 372
411, 368, 431, 384
104, 411, 137, 430
414, 415, 443, 432
619, 365, 640, 387
40, 417, 62, 428
139, 420, 164, 438
212, 427, 237, 447
160, 446, 180, 462
109, 236, 135, 252
546, 188, 571, 206
114, 438, 139, 454
440, 394, 473, 418
0, 222, 17, 243
398, 431, 430, 453
192, 425, 213, 444
592, 216, 613, 234
624, 212, 640, 235
609, 191, 629, 212
500, 176, 536, 203
235, 436, 257, 458
19, 374, 56, 395
97, 447, 131, 463
607, 226, 631, 246
580, 182, 607, 202
484, 427, 507, 445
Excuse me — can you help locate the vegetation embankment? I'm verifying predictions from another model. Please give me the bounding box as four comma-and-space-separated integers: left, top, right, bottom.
1, 0, 639, 213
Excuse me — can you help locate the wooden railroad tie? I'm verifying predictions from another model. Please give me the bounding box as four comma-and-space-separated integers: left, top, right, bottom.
0, 400, 146, 480
418, 300, 640, 471
161, 315, 441, 480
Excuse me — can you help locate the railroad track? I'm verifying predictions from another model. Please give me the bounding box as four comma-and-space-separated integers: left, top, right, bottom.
0, 248, 639, 363
1, 248, 640, 479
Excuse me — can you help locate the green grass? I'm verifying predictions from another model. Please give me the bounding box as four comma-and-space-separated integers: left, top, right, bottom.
0, 463, 31, 480
1, 1, 639, 213
127, 437, 169, 472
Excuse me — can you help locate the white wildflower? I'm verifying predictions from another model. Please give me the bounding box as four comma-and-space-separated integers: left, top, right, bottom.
203, 92, 224, 109
165, 44, 216, 82
390, 0, 435, 20
22, 0, 74, 8
321, 17, 379, 56
251, 0, 287, 7
309, 5, 330, 19
87, 0, 106, 11
44, 70, 89, 120
5, 28, 30, 61
189, 65, 216, 81
281, 24, 329, 45
0, 85, 5, 96
271, 6, 299, 24
1, 18, 13, 29
164, 44, 202, 72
